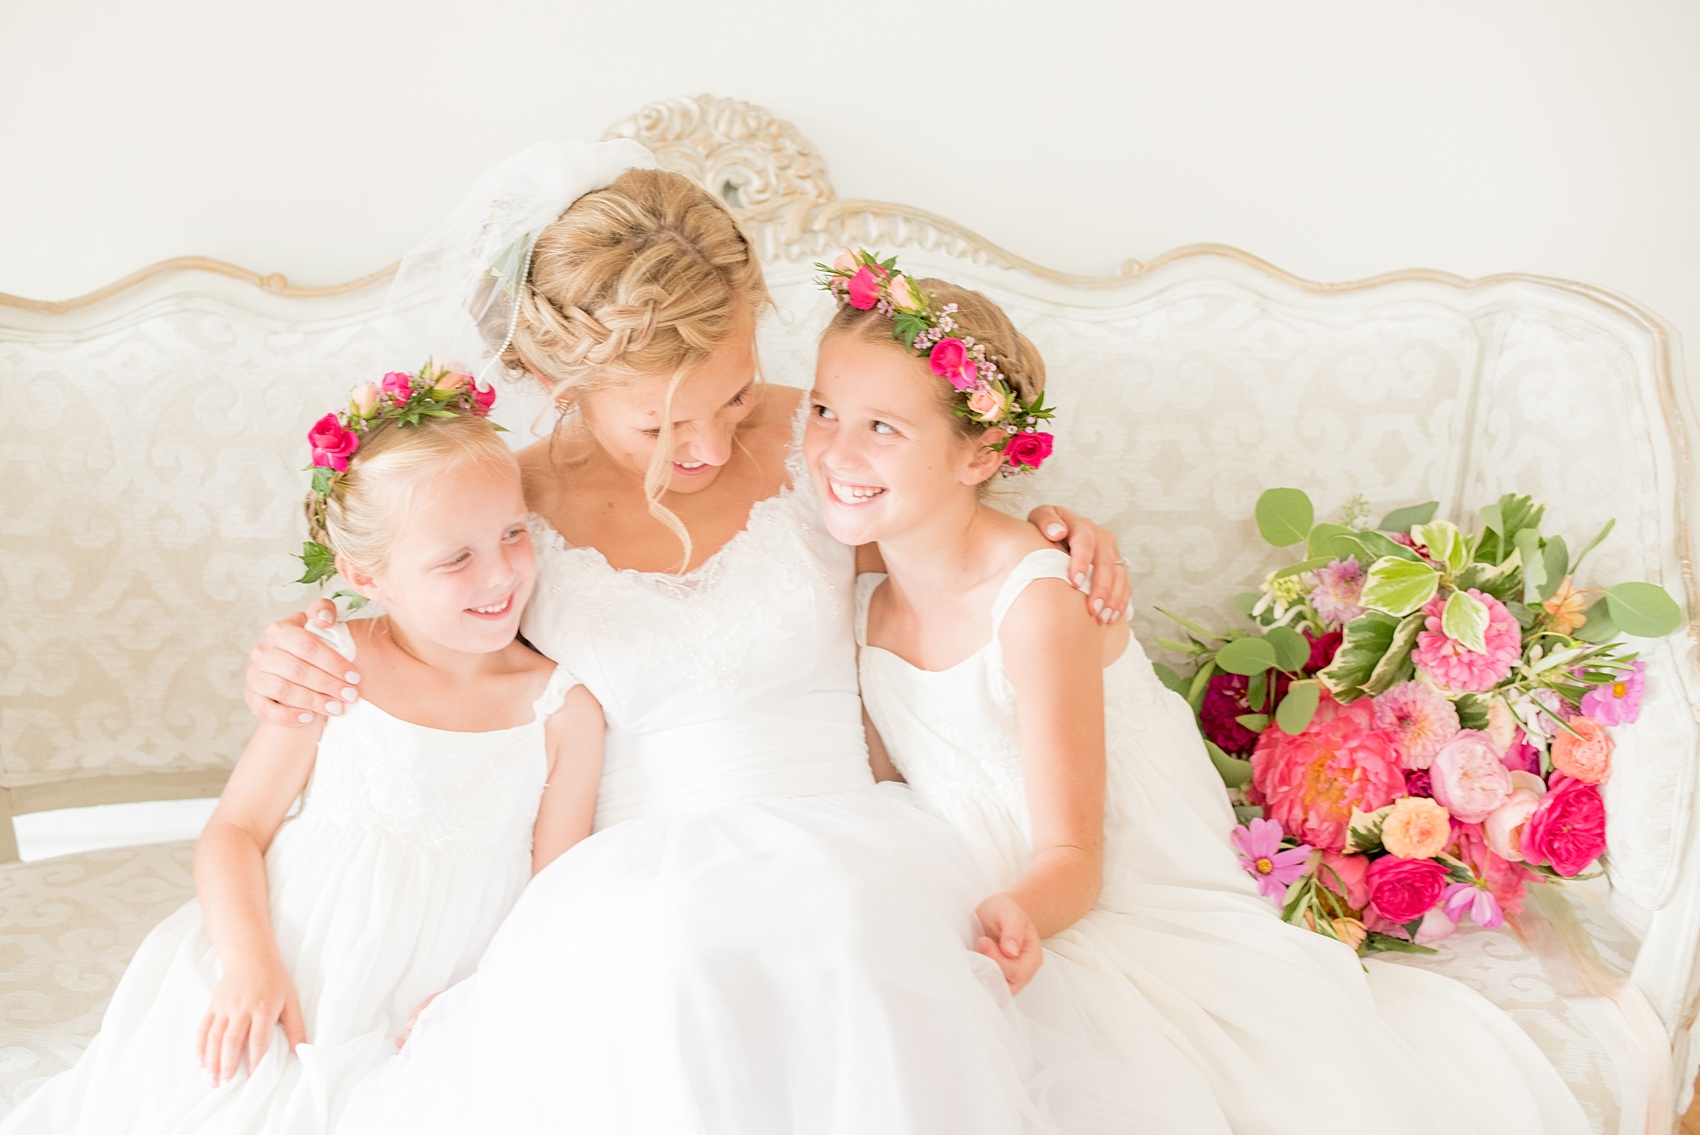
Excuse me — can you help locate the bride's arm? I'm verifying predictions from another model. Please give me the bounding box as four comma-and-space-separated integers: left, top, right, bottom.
245, 599, 359, 726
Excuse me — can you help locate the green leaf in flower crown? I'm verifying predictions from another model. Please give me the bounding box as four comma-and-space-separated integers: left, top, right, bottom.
1604, 582, 1685, 638
1378, 501, 1439, 534
1479, 502, 1505, 536
1216, 636, 1279, 675
1513, 529, 1546, 605
1204, 740, 1254, 788
1263, 625, 1312, 672
1362, 612, 1422, 696
1360, 556, 1441, 617
310, 466, 334, 496
1307, 523, 1357, 560
893, 311, 929, 350
1412, 521, 1467, 575
1539, 536, 1569, 602
1255, 488, 1315, 548
1442, 589, 1490, 653
1318, 610, 1401, 698
1573, 601, 1619, 644
1275, 680, 1321, 735
295, 541, 336, 586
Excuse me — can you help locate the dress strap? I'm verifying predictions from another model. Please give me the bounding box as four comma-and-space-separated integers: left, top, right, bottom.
531, 664, 581, 721
304, 618, 357, 662
989, 549, 1075, 637
853, 572, 886, 649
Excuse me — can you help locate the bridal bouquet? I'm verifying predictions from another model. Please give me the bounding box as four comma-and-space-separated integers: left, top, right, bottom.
1156, 490, 1682, 954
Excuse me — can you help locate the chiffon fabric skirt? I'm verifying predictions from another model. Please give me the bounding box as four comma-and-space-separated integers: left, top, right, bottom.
337, 782, 1233, 1135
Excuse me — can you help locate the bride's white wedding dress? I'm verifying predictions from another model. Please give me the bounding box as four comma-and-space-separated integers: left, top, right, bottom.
858, 548, 1591, 1135
336, 435, 1229, 1133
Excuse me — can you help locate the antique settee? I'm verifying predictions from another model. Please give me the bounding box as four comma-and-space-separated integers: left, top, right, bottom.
2, 96, 1696, 1133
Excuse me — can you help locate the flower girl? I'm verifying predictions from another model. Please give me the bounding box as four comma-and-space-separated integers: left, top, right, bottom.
1, 366, 604, 1135
804, 251, 1589, 1135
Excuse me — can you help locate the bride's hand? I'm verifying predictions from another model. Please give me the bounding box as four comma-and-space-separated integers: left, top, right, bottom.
1027, 505, 1129, 626
973, 894, 1043, 995
243, 600, 357, 726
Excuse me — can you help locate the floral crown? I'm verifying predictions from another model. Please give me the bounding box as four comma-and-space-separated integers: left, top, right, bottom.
815, 249, 1056, 475
297, 361, 500, 586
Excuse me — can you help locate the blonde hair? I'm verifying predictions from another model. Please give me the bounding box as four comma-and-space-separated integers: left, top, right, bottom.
825, 277, 1047, 442
306, 414, 517, 576
498, 168, 769, 565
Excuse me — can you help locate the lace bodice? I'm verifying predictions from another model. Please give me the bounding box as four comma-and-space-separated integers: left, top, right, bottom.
289, 622, 568, 856
521, 416, 876, 830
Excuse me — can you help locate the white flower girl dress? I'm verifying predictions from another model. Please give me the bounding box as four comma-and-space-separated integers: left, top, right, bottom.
1, 624, 574, 1135
857, 548, 1591, 1135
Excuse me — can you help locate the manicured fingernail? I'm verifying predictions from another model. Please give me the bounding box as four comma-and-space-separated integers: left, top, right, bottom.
340, 687, 358, 701
296, 711, 314, 724
1074, 573, 1087, 589
1091, 598, 1104, 614
1046, 524, 1066, 539
316, 613, 334, 626
325, 702, 342, 715
345, 672, 360, 684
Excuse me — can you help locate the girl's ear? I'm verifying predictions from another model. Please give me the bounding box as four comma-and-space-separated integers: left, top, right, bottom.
961, 427, 1007, 487
334, 553, 382, 602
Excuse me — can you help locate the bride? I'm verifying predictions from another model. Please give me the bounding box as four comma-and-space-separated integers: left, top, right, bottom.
247, 141, 1223, 1131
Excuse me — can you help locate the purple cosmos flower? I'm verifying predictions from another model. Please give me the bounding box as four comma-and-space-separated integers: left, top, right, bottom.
1580, 660, 1646, 726
1442, 881, 1505, 930
1230, 817, 1312, 902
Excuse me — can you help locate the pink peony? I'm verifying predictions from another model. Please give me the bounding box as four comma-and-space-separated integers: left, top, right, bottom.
1413, 589, 1522, 693
1372, 681, 1460, 769
1429, 729, 1514, 823
1521, 774, 1607, 877
1365, 856, 1448, 924
1003, 432, 1053, 471
1250, 693, 1407, 851
1317, 849, 1371, 910
846, 265, 883, 310
1483, 786, 1544, 863
1581, 661, 1645, 726
381, 370, 415, 399
1451, 820, 1531, 915
1549, 715, 1613, 784
1309, 557, 1367, 627
1304, 628, 1343, 673
1230, 818, 1312, 902
307, 413, 360, 471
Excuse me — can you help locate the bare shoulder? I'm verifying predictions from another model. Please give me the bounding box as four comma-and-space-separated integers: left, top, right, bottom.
517, 439, 567, 515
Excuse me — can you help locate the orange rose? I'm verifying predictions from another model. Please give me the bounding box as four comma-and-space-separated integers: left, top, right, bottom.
1381, 795, 1452, 859
1550, 715, 1613, 784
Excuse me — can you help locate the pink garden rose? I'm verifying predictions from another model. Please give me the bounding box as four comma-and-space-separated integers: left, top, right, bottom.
1521, 774, 1607, 877
1429, 729, 1513, 823
1003, 432, 1053, 471
928, 337, 978, 389
1250, 693, 1406, 851
1365, 855, 1448, 924
1549, 715, 1613, 784
1483, 785, 1544, 863
846, 264, 883, 310
381, 370, 415, 399
307, 413, 360, 471
1413, 589, 1522, 693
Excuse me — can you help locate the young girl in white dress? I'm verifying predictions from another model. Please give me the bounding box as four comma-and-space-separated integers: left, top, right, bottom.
805, 252, 1591, 1135
0, 369, 604, 1135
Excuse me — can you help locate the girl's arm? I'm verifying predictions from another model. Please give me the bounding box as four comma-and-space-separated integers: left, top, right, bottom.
531, 685, 606, 876
193, 718, 324, 1084
980, 577, 1110, 993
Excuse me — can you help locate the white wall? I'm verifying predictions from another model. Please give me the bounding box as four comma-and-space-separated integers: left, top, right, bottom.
4, 0, 1698, 382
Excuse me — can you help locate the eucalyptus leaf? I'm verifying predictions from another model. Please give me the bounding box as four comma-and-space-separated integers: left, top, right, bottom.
1442, 590, 1490, 654
1264, 625, 1312, 672
1205, 740, 1254, 788
1256, 488, 1315, 547
1151, 662, 1188, 696
1573, 602, 1619, 644
1307, 523, 1357, 560
1604, 582, 1684, 638
1248, 669, 1268, 712
1232, 804, 1267, 825
1570, 517, 1616, 575
1235, 713, 1270, 732
1378, 501, 1439, 534
1233, 592, 1260, 618
1216, 636, 1280, 676
1274, 557, 1333, 581
1479, 503, 1505, 536
1156, 607, 1224, 642
1186, 661, 1217, 711
1275, 681, 1321, 735
1513, 529, 1547, 604
1360, 556, 1441, 617
1538, 536, 1569, 601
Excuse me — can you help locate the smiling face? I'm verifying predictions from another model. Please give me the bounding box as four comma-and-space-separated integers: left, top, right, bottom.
345, 455, 536, 656
574, 314, 759, 496
805, 332, 1001, 548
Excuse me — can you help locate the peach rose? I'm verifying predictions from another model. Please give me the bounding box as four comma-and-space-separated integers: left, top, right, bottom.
887, 273, 918, 310
1550, 715, 1613, 784
349, 382, 380, 417
432, 369, 471, 393
832, 248, 857, 272
1380, 796, 1451, 859
966, 387, 1008, 422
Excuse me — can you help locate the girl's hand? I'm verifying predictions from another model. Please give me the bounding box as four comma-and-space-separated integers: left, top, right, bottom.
243, 599, 357, 726
973, 893, 1044, 995
1027, 505, 1129, 625
197, 957, 306, 1086
396, 992, 440, 1049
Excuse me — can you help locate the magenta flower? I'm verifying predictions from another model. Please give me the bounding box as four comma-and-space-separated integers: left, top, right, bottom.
1580, 660, 1645, 726
1413, 589, 1522, 693
1441, 881, 1505, 930
1230, 817, 1312, 902
380, 370, 415, 399
1373, 680, 1461, 769
1309, 557, 1367, 627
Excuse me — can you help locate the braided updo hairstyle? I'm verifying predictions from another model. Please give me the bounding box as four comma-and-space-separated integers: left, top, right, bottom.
498, 168, 769, 567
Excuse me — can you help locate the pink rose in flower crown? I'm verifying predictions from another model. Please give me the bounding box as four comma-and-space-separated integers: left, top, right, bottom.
1429, 729, 1513, 823
349, 382, 380, 418
1250, 693, 1406, 851
381, 371, 415, 399
470, 380, 497, 417
886, 273, 918, 310
846, 265, 884, 310
1549, 715, 1613, 784
432, 368, 471, 393
1520, 774, 1606, 877
966, 386, 1008, 423
1580, 660, 1645, 726
307, 413, 360, 471
1003, 432, 1054, 471
928, 338, 978, 389
832, 248, 857, 273
1413, 589, 1522, 693
1365, 855, 1448, 924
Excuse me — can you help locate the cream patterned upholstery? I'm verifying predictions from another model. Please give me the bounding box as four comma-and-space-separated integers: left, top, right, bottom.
2, 96, 1696, 1131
